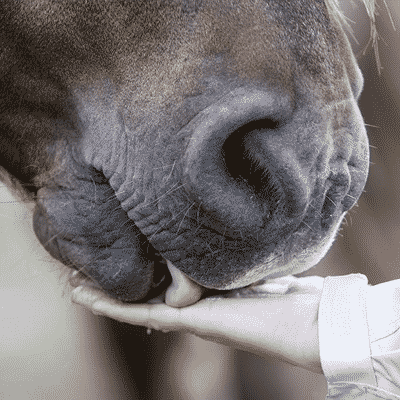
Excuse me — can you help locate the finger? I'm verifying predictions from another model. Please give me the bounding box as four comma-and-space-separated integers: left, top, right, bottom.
71, 285, 107, 312
165, 260, 205, 307
72, 286, 183, 331
94, 298, 184, 331
69, 270, 102, 289
69, 271, 86, 288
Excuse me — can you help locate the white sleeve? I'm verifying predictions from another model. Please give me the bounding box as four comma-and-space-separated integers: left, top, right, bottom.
319, 273, 400, 400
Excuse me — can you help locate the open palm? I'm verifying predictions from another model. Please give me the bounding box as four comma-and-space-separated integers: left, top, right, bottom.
71, 273, 324, 374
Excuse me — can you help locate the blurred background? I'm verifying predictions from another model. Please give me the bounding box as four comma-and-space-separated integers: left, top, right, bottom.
0, 0, 399, 398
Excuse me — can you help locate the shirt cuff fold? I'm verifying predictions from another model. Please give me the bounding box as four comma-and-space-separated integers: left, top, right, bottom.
318, 273, 376, 387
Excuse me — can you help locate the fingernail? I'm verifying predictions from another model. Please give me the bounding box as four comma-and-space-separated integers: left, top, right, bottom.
71, 287, 86, 304
69, 271, 86, 288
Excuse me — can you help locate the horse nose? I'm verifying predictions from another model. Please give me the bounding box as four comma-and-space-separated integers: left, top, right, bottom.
181, 87, 308, 236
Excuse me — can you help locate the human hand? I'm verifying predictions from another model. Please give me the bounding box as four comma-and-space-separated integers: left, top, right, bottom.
70, 262, 324, 374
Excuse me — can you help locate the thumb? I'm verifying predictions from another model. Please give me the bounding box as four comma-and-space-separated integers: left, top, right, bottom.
164, 260, 205, 307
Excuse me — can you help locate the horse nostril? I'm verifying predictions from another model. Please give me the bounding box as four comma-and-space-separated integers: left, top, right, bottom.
182, 87, 294, 233
222, 118, 283, 212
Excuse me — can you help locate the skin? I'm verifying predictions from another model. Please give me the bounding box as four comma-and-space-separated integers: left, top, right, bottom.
71, 262, 325, 374
0, 0, 369, 303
